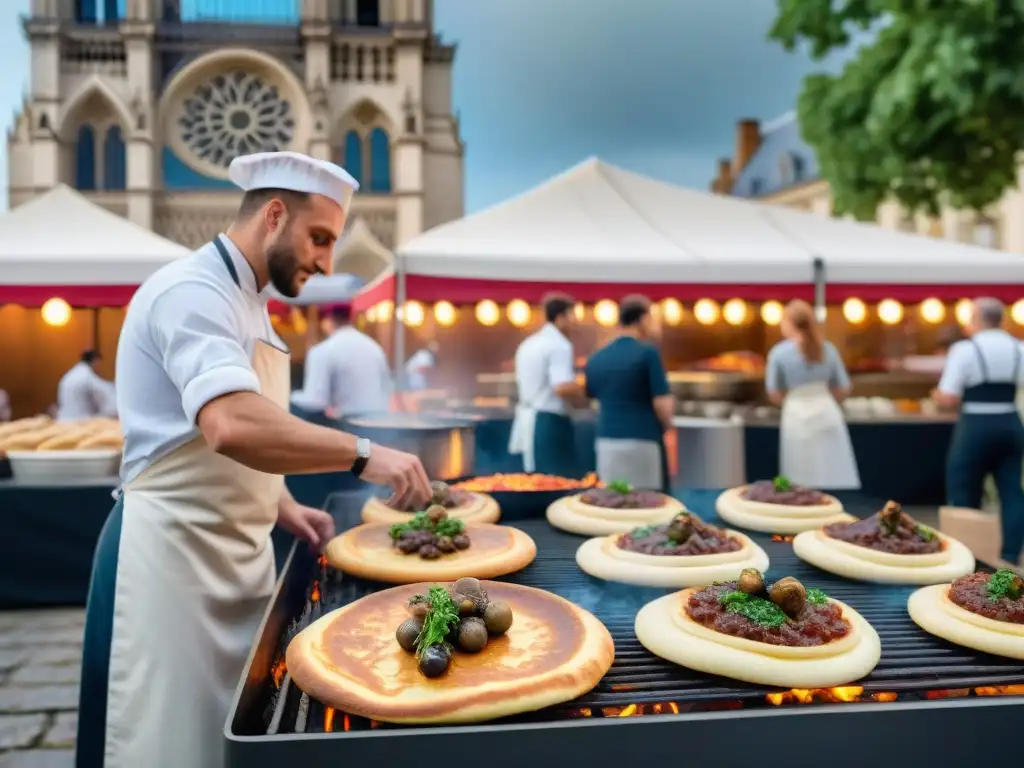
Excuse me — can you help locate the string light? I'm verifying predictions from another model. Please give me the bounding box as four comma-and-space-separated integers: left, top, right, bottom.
593, 300, 619, 327
918, 298, 945, 324
760, 301, 783, 326
722, 299, 748, 326
842, 298, 867, 324
41, 298, 71, 327
693, 299, 719, 325
661, 298, 683, 326
433, 301, 456, 327
475, 300, 500, 326
877, 299, 904, 326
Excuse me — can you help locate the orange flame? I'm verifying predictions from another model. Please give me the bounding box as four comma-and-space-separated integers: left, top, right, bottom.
271, 658, 286, 688
924, 689, 970, 700
770, 535, 795, 543
975, 685, 1024, 697
765, 686, 868, 705
310, 581, 321, 602
317, 554, 327, 568
324, 707, 335, 732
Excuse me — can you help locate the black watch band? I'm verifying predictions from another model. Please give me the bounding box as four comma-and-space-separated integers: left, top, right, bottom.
351, 437, 371, 477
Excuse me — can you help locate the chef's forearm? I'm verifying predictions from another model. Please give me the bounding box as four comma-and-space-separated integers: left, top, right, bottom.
197, 392, 359, 474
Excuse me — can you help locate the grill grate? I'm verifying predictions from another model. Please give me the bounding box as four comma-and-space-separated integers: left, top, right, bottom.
260, 493, 1024, 735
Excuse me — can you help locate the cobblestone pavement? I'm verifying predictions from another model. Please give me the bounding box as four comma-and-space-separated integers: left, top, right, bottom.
0, 608, 82, 767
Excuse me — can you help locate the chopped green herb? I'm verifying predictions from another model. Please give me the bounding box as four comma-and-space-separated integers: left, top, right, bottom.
915, 525, 936, 542
806, 588, 829, 605
414, 586, 461, 656
987, 569, 1024, 601
772, 475, 792, 492
630, 525, 657, 538
608, 479, 634, 494
718, 589, 788, 627
434, 517, 466, 537
719, 590, 751, 609
389, 511, 464, 540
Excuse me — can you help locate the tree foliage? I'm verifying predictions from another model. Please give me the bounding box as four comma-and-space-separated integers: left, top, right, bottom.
769, 0, 1024, 220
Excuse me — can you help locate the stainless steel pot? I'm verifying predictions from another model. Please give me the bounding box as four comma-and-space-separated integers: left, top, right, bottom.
343, 413, 476, 480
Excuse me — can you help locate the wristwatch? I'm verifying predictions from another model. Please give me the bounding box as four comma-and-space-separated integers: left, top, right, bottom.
351, 437, 371, 477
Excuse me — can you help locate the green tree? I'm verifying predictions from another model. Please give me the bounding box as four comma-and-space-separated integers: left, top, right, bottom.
769, 0, 1024, 220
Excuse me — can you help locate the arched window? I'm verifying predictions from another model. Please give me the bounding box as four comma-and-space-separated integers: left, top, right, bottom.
344, 131, 363, 185
368, 127, 391, 193
103, 126, 126, 190
75, 126, 96, 190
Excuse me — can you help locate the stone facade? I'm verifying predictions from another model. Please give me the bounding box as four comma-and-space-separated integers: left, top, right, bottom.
9, 0, 465, 281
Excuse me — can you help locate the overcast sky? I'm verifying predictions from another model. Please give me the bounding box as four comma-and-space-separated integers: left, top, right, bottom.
0, 0, 849, 211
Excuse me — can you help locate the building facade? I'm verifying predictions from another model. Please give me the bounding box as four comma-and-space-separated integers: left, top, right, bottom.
710, 112, 1024, 254
10, 0, 465, 281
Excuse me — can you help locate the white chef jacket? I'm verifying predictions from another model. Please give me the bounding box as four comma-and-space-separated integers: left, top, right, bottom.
290, 326, 392, 417
56, 362, 118, 421
938, 329, 1024, 414
404, 349, 435, 390
115, 235, 283, 484
513, 323, 575, 415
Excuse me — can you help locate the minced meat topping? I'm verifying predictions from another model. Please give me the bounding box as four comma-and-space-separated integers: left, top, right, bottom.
948, 570, 1024, 624
402, 489, 471, 513
823, 501, 942, 555
743, 477, 827, 506
616, 514, 741, 556
686, 581, 850, 647
579, 487, 667, 509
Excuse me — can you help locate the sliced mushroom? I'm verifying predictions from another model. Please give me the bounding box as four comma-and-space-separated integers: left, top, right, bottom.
737, 568, 765, 596
768, 576, 807, 618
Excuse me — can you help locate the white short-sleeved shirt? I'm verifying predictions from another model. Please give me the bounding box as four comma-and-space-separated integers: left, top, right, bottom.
404, 349, 435, 390
56, 362, 118, 420
116, 235, 282, 484
291, 327, 392, 416
938, 329, 1023, 414
513, 323, 575, 415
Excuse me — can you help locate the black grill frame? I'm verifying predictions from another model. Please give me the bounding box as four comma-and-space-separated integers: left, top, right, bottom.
226, 490, 1024, 767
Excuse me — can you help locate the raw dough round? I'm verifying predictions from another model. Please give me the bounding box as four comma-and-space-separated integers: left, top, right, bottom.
715, 486, 854, 534
575, 532, 769, 588
286, 581, 615, 724
907, 583, 1024, 659
361, 492, 500, 525
793, 529, 975, 585
635, 588, 882, 688
546, 493, 684, 536
325, 523, 537, 583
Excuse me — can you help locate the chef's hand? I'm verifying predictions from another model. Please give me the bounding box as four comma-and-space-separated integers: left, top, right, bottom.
278, 500, 336, 551
361, 444, 432, 511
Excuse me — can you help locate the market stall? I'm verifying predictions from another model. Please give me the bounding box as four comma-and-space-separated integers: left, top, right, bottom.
351, 157, 1024, 501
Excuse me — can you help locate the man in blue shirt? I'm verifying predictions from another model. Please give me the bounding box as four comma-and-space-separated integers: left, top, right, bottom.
585, 295, 674, 491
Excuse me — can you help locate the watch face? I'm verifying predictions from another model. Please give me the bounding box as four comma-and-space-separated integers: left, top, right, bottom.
357, 438, 371, 459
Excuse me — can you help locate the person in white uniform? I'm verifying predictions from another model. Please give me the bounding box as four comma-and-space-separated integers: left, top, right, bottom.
76, 151, 431, 768
404, 340, 439, 390
508, 294, 583, 477
933, 297, 1024, 565
56, 350, 117, 420
291, 302, 392, 420
766, 300, 860, 489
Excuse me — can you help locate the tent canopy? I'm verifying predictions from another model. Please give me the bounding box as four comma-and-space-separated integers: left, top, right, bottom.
397, 157, 1022, 286
0, 185, 189, 286
268, 273, 365, 306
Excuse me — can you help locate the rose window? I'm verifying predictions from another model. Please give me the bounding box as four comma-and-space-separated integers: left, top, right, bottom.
178, 70, 295, 168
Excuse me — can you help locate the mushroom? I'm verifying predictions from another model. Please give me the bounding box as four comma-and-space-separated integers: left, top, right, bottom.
457, 617, 489, 652
666, 514, 694, 544
436, 535, 456, 553
430, 480, 451, 506
452, 534, 471, 550
406, 594, 430, 618
483, 601, 514, 635
395, 617, 423, 653
450, 578, 489, 614
737, 568, 766, 596
426, 504, 448, 524
768, 577, 807, 618
418, 644, 451, 678
879, 500, 903, 535
418, 543, 441, 559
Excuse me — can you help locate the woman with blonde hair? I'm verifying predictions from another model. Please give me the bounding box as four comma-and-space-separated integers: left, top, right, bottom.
765, 300, 860, 489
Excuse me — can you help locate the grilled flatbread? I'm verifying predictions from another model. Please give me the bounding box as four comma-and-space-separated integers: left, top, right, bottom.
325, 523, 537, 584
0, 417, 51, 440
715, 485, 853, 534
908, 580, 1024, 660
546, 493, 683, 536
286, 581, 615, 724
362, 493, 500, 525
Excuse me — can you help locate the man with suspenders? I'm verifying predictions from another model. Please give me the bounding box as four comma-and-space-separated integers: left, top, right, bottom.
935, 297, 1024, 565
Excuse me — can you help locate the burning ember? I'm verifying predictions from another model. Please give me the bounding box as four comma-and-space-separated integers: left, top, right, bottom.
310, 581, 321, 603
770, 535, 795, 543
974, 686, 1024, 697
271, 658, 286, 689
765, 687, 888, 705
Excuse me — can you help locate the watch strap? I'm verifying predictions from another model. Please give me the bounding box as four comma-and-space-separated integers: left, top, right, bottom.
351, 438, 370, 477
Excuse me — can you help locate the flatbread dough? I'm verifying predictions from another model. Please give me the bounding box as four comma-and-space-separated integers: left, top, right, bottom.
715, 485, 855, 534
793, 529, 975, 585
635, 588, 882, 688
362, 492, 500, 525
575, 531, 769, 588
907, 583, 1024, 659
546, 493, 684, 536
325, 523, 537, 583
286, 581, 615, 724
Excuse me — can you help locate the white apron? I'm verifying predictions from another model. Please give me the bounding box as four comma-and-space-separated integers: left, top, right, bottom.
103, 339, 289, 768
779, 381, 861, 490
508, 402, 538, 472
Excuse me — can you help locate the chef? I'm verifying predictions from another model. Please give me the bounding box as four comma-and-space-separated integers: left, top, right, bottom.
290, 302, 392, 422
585, 295, 674, 491
56, 350, 117, 420
76, 151, 431, 768
765, 300, 860, 489
508, 293, 583, 477
934, 297, 1024, 565
405, 339, 439, 390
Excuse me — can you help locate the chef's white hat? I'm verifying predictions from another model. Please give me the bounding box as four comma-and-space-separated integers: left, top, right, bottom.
228, 151, 360, 211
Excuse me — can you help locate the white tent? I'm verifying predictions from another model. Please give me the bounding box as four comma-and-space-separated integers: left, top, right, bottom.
268, 273, 365, 305
0, 185, 189, 285
397, 157, 1022, 286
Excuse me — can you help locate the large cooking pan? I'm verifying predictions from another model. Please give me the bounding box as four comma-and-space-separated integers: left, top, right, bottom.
668, 371, 764, 402
342, 412, 476, 480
